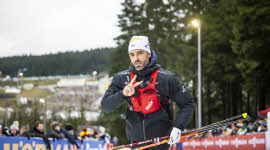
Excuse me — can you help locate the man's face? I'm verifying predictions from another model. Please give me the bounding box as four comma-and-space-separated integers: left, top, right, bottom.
129, 49, 151, 71
37, 124, 44, 132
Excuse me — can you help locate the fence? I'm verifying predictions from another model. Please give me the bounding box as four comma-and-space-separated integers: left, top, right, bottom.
2, 132, 269, 150
0, 137, 109, 150
182, 131, 270, 150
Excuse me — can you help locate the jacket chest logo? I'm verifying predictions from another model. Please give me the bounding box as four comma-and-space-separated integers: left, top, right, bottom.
145, 100, 153, 111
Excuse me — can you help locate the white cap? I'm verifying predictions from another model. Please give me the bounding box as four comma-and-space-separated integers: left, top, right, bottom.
10, 121, 19, 131
99, 126, 105, 133
128, 36, 151, 54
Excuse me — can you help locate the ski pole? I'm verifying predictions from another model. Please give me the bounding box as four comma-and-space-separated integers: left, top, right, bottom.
133, 117, 251, 150
113, 136, 169, 149
114, 113, 250, 149
133, 132, 197, 150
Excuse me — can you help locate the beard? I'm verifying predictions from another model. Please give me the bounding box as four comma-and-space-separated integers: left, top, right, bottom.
133, 60, 146, 71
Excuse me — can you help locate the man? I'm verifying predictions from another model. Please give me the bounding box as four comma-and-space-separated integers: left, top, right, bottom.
48, 121, 80, 149
47, 121, 65, 139
23, 121, 51, 150
31, 121, 46, 137
65, 124, 78, 139
102, 36, 195, 149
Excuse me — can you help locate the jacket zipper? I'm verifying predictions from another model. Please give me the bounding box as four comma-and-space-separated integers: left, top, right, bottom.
143, 114, 146, 140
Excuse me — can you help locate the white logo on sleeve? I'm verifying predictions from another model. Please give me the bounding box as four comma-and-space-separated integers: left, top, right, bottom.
182, 86, 186, 93
145, 100, 153, 111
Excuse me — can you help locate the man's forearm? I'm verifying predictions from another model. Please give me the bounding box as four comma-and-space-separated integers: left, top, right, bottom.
101, 90, 127, 113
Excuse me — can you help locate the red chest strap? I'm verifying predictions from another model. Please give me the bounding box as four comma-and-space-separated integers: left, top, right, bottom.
129, 69, 164, 114
130, 69, 159, 85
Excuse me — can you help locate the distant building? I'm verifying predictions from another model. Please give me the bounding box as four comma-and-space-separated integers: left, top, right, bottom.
5, 87, 21, 94
57, 78, 87, 87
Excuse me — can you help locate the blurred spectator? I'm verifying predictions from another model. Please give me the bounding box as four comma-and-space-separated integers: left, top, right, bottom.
79, 127, 112, 142
254, 120, 260, 131
2, 126, 11, 136
247, 122, 256, 133
79, 128, 98, 141
48, 121, 65, 139
80, 128, 90, 140
48, 121, 79, 149
258, 124, 267, 132
21, 121, 51, 150
183, 117, 268, 140
211, 129, 218, 136
19, 126, 29, 136
223, 125, 232, 136
94, 130, 98, 139
90, 128, 98, 140
98, 126, 111, 140
65, 124, 78, 140
10, 121, 19, 136
97, 126, 111, 145
217, 128, 223, 136
60, 127, 80, 149
98, 126, 107, 140
231, 128, 238, 136
0, 125, 2, 136
112, 136, 119, 146
30, 121, 45, 137
236, 122, 246, 135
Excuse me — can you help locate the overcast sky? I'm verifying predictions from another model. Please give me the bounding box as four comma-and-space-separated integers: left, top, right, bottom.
0, 0, 124, 57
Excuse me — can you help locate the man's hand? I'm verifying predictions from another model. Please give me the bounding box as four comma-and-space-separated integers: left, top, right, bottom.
168, 127, 181, 145
123, 75, 143, 96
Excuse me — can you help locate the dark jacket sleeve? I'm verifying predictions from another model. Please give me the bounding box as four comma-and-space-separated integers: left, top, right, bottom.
101, 74, 129, 113
168, 75, 195, 130
60, 128, 79, 148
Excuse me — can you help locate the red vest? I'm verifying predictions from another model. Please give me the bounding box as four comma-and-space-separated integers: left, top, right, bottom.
129, 69, 163, 114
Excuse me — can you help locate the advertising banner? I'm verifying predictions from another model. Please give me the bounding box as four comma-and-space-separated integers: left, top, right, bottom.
0, 137, 107, 150
183, 132, 267, 150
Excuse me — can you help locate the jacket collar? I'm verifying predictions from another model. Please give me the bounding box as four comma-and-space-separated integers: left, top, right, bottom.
33, 127, 44, 134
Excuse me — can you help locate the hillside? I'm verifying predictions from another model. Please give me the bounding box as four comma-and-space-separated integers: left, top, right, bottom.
0, 48, 114, 77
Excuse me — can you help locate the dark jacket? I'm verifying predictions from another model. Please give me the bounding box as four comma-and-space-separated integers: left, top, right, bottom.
101, 50, 195, 141
47, 128, 79, 148
60, 128, 80, 148
47, 129, 65, 139
22, 127, 51, 150
30, 127, 46, 137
